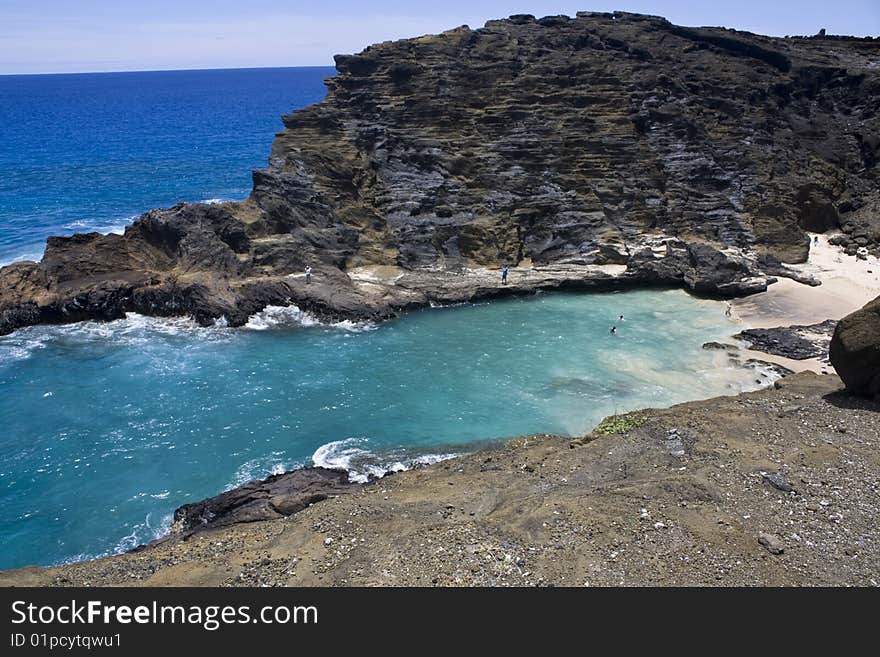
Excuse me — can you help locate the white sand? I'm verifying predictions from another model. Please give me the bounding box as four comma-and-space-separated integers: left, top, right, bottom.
733, 232, 880, 328
729, 232, 880, 373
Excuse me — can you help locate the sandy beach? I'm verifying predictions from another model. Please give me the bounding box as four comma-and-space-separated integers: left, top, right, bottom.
734, 232, 880, 327
730, 232, 880, 373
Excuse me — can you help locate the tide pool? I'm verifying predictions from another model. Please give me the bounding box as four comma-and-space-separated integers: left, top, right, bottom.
0, 288, 766, 569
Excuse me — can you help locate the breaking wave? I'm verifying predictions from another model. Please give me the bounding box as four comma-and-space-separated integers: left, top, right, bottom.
63, 217, 131, 235
56, 510, 174, 567
0, 312, 235, 364
311, 437, 460, 483
225, 453, 303, 490
244, 305, 323, 331
244, 304, 376, 333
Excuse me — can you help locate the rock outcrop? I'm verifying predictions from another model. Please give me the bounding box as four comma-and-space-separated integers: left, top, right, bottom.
2, 12, 879, 335
830, 296, 880, 396
736, 319, 837, 360
166, 467, 355, 537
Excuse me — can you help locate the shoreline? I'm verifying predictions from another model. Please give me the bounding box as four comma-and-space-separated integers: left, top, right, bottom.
3, 370, 877, 586
728, 232, 880, 375
0, 236, 875, 576
732, 232, 880, 329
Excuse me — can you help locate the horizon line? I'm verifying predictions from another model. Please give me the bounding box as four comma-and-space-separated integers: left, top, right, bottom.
0, 63, 338, 77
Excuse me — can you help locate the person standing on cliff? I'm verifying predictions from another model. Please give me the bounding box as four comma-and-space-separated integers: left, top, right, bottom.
305, 266, 312, 284
501, 265, 509, 285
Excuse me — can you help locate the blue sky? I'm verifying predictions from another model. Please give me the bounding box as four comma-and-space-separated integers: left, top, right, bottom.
1, 1, 878, 74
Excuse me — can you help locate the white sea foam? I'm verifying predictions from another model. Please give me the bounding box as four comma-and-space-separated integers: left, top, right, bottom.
0, 312, 235, 364
0, 304, 374, 366
331, 319, 378, 333
225, 452, 302, 490
63, 218, 130, 235
244, 305, 322, 330
0, 334, 50, 365
110, 511, 174, 554
57, 510, 174, 566
0, 249, 44, 267
0, 217, 134, 267
311, 438, 460, 484
244, 304, 376, 333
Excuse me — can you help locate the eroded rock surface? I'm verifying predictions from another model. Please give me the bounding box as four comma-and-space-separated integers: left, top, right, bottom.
2, 12, 879, 335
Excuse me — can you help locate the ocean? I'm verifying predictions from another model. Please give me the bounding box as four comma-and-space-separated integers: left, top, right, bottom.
0, 66, 334, 264
0, 67, 773, 570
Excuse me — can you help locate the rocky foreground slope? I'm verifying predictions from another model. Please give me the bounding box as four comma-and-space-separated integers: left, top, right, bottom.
2, 11, 879, 335
3, 372, 877, 586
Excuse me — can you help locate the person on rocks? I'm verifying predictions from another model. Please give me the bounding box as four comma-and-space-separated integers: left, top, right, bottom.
725, 301, 733, 317
305, 266, 312, 284
501, 264, 509, 285
814, 235, 819, 247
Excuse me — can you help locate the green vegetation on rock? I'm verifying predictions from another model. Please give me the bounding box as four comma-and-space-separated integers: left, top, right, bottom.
594, 414, 648, 436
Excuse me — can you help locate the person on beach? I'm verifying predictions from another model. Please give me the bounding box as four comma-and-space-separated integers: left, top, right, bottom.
610, 325, 617, 335
725, 301, 732, 317
501, 265, 509, 285
305, 266, 312, 284
814, 235, 819, 246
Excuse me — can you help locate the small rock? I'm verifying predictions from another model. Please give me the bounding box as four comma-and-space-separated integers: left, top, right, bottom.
762, 472, 794, 493
758, 532, 785, 555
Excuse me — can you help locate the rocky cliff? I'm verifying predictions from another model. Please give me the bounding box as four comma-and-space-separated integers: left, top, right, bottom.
2, 11, 879, 335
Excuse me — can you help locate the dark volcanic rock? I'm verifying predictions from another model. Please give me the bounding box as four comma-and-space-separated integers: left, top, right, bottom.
736, 319, 837, 360
830, 296, 880, 396
169, 467, 355, 535
762, 471, 795, 492
2, 12, 879, 334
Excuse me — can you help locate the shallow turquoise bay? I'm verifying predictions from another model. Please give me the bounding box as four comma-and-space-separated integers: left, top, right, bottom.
0, 289, 764, 569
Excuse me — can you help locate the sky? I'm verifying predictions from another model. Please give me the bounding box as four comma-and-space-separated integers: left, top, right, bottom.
1, 1, 878, 74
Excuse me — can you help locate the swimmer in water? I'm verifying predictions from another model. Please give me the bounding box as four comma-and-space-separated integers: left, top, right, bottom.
610, 325, 617, 335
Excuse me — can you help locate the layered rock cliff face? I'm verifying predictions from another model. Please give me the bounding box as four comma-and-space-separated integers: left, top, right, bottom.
2, 12, 879, 335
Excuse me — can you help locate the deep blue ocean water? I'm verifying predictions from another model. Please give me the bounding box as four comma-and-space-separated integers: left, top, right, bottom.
0, 67, 334, 264
0, 68, 770, 570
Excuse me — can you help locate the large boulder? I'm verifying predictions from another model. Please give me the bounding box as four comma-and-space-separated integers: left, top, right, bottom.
829, 296, 880, 396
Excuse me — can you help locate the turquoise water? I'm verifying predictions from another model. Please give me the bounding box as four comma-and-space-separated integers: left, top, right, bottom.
0, 289, 763, 569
